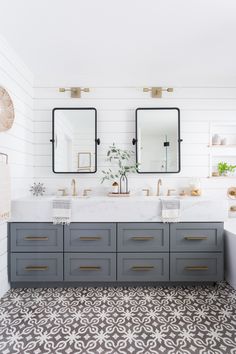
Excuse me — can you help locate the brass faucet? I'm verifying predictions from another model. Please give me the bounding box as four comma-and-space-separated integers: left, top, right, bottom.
157, 179, 162, 196
71, 179, 78, 196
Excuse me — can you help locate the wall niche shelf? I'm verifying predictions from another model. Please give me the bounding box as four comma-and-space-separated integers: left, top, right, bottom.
208, 122, 236, 178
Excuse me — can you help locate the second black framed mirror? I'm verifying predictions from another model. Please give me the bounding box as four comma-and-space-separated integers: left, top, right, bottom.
133, 107, 182, 173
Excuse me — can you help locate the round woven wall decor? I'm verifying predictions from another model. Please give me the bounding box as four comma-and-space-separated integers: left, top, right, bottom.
0, 87, 15, 132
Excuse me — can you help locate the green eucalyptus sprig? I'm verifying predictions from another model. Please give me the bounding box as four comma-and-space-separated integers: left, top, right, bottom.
101, 143, 139, 183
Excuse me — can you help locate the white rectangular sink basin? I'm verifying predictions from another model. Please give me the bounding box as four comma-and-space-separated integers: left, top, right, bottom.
11, 195, 228, 223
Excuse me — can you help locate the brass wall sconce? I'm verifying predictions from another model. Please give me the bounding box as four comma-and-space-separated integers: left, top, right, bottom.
59, 87, 90, 98
143, 87, 174, 98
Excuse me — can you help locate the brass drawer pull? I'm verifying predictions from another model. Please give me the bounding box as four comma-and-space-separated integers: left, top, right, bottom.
24, 236, 49, 241
79, 266, 101, 271
131, 236, 154, 241
184, 236, 208, 240
185, 266, 209, 271
131, 266, 155, 271
25, 266, 48, 271
79, 236, 101, 241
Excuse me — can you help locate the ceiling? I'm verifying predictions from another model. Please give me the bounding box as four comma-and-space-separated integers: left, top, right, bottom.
0, 0, 236, 87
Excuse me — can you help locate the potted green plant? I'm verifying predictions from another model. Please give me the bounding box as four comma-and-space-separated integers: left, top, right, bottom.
217, 162, 236, 176
101, 143, 139, 193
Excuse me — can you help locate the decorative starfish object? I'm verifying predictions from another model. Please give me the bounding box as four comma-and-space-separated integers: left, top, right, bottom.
29, 182, 46, 196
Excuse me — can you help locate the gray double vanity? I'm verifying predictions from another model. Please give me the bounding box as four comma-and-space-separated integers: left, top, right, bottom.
9, 196, 226, 287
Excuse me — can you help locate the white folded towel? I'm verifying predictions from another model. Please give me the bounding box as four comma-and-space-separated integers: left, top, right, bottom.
52, 198, 72, 225
161, 198, 180, 223
0, 161, 11, 221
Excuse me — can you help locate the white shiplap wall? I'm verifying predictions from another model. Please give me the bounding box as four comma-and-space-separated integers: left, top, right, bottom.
0, 36, 34, 297
33, 87, 236, 204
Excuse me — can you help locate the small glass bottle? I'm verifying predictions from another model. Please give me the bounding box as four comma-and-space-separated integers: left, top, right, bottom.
120, 174, 128, 194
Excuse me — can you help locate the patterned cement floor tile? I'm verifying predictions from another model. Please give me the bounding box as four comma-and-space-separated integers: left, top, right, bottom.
0, 282, 236, 354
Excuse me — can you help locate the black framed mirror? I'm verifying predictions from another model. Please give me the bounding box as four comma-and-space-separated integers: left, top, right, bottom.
134, 107, 182, 173
51, 108, 99, 173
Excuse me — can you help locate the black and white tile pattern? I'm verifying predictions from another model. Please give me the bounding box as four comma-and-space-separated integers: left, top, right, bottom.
0, 282, 236, 354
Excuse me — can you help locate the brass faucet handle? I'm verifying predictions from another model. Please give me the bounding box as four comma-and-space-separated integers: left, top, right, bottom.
58, 188, 67, 196
142, 189, 150, 196
167, 189, 176, 196
82, 87, 90, 93
83, 189, 92, 197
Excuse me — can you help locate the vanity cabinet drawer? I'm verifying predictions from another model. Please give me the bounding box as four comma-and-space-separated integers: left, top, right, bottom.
117, 253, 169, 281
10, 223, 63, 252
117, 223, 169, 252
11, 253, 63, 282
170, 253, 223, 282
64, 223, 116, 252
64, 253, 116, 281
170, 223, 224, 252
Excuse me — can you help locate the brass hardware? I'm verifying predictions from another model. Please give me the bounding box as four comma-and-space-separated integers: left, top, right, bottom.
230, 205, 236, 212
79, 266, 101, 271
142, 189, 150, 196
83, 189, 92, 197
58, 188, 67, 196
79, 236, 101, 241
131, 236, 154, 241
24, 236, 49, 241
167, 189, 176, 196
59, 87, 90, 98
25, 266, 48, 271
157, 179, 162, 196
131, 266, 155, 271
71, 179, 78, 196
185, 266, 209, 271
0, 152, 8, 164
143, 87, 174, 98
184, 236, 208, 240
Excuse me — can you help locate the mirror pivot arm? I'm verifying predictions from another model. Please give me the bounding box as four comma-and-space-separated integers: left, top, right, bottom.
95, 138, 101, 145
132, 138, 137, 145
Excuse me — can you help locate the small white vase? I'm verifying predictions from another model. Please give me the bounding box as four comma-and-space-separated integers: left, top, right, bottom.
212, 134, 221, 145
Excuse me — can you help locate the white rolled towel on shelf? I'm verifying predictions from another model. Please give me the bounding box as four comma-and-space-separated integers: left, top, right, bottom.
0, 159, 11, 222
161, 198, 180, 223
52, 198, 72, 225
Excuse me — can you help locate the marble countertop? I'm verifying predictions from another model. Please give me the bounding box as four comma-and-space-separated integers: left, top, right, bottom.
10, 195, 228, 223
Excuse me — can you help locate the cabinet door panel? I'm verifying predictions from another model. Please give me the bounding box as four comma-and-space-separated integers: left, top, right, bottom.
117, 253, 169, 281
118, 223, 169, 252
170, 253, 223, 281
170, 223, 223, 252
64, 223, 116, 252
64, 253, 116, 281
11, 253, 63, 282
11, 223, 63, 252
